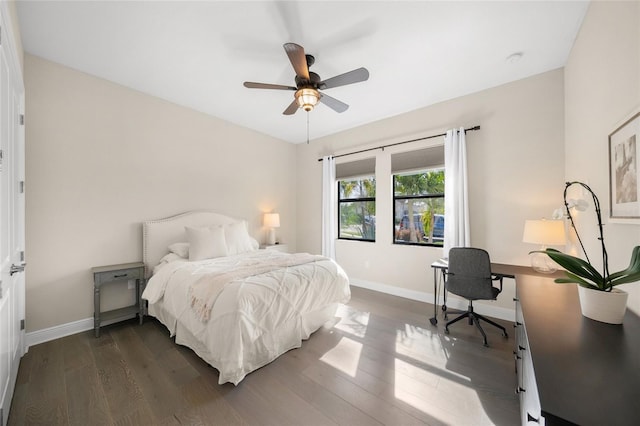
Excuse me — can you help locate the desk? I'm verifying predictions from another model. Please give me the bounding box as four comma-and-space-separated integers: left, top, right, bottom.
516, 274, 640, 425
429, 260, 639, 424
429, 259, 560, 325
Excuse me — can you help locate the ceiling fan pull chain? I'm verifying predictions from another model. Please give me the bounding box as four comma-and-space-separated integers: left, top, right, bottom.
306, 111, 310, 144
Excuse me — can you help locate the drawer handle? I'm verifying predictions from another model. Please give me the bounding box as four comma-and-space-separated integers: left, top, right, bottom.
515, 386, 526, 394
113, 273, 128, 278
527, 413, 540, 423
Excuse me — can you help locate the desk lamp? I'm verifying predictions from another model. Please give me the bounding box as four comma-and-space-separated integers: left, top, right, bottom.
522, 219, 566, 273
264, 213, 280, 245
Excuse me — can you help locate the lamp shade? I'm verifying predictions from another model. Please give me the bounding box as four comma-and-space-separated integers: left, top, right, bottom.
264, 213, 280, 228
522, 219, 566, 246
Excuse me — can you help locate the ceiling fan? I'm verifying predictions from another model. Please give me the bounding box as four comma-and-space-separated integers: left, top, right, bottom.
243, 43, 369, 115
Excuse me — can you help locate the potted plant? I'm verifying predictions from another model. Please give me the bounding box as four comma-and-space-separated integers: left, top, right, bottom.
536, 181, 640, 324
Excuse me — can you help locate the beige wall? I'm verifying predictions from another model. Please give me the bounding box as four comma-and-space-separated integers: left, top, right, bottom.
564, 1, 640, 314
296, 69, 565, 317
24, 54, 297, 332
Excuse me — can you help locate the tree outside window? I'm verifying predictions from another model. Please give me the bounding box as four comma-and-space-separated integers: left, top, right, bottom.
338, 177, 376, 241
394, 169, 444, 246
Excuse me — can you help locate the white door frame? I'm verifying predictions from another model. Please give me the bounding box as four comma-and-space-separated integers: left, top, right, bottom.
0, 2, 26, 424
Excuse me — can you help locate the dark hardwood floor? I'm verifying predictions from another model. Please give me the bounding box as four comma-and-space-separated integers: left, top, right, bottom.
8, 287, 519, 425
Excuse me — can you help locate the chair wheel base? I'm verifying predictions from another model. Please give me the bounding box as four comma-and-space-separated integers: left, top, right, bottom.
444, 308, 509, 347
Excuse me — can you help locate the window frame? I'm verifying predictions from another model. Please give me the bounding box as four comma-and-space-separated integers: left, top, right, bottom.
337, 175, 376, 242
392, 167, 445, 247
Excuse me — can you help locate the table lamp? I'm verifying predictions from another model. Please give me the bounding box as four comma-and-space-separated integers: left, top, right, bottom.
264, 213, 280, 245
522, 219, 566, 273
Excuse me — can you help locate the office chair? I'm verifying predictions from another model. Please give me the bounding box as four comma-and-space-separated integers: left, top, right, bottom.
444, 247, 508, 346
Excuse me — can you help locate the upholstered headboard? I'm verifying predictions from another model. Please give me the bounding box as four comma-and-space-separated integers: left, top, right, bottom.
142, 210, 243, 277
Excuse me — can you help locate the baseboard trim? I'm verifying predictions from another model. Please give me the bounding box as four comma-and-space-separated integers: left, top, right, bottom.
25, 281, 514, 350
349, 278, 514, 321
25, 317, 94, 351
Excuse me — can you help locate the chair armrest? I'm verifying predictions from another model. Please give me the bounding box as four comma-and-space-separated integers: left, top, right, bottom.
491, 274, 504, 292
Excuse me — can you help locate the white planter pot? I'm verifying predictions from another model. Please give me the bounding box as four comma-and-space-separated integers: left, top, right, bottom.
577, 286, 629, 324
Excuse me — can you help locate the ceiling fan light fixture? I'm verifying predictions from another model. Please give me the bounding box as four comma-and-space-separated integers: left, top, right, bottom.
295, 87, 320, 111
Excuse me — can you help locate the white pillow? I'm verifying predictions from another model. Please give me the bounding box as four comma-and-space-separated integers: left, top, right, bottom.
224, 221, 257, 255
185, 226, 228, 261
159, 252, 184, 264
168, 242, 189, 258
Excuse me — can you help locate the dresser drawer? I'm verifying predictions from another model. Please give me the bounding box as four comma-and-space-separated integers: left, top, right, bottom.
93, 265, 144, 285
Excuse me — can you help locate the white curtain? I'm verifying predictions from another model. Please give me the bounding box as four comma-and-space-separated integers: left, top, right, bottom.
322, 156, 336, 259
443, 127, 470, 257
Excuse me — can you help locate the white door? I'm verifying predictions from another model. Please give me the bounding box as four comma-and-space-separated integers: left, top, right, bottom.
0, 14, 26, 426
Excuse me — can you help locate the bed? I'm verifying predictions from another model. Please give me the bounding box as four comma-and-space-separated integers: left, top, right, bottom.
141, 210, 350, 385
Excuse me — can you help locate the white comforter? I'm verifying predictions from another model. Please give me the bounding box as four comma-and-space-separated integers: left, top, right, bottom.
142, 250, 350, 385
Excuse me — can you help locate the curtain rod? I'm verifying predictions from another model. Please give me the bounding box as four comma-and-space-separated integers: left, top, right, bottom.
316, 125, 480, 162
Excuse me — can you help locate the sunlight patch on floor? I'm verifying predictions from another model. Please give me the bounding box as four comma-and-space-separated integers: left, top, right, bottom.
393, 357, 479, 424
393, 357, 446, 388
334, 305, 370, 338
319, 336, 363, 377
393, 328, 479, 403
393, 324, 452, 369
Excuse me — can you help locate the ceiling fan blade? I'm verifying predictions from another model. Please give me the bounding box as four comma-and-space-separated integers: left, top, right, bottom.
283, 43, 310, 81
319, 93, 349, 113
283, 99, 299, 115
244, 82, 297, 90
319, 67, 370, 90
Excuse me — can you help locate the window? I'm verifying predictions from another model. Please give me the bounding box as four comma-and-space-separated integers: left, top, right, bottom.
338, 176, 376, 241
392, 146, 445, 246
393, 169, 444, 246
336, 158, 376, 242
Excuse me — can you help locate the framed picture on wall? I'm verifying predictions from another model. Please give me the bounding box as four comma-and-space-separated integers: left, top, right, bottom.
609, 110, 640, 219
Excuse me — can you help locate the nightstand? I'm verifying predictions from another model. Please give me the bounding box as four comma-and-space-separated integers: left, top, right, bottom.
261, 244, 289, 253
92, 261, 145, 337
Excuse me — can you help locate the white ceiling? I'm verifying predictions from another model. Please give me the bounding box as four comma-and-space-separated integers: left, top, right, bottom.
16, 1, 589, 144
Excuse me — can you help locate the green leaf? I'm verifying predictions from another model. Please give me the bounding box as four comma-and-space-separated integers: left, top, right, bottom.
554, 272, 600, 290
533, 246, 640, 291
533, 249, 604, 287
608, 246, 640, 286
